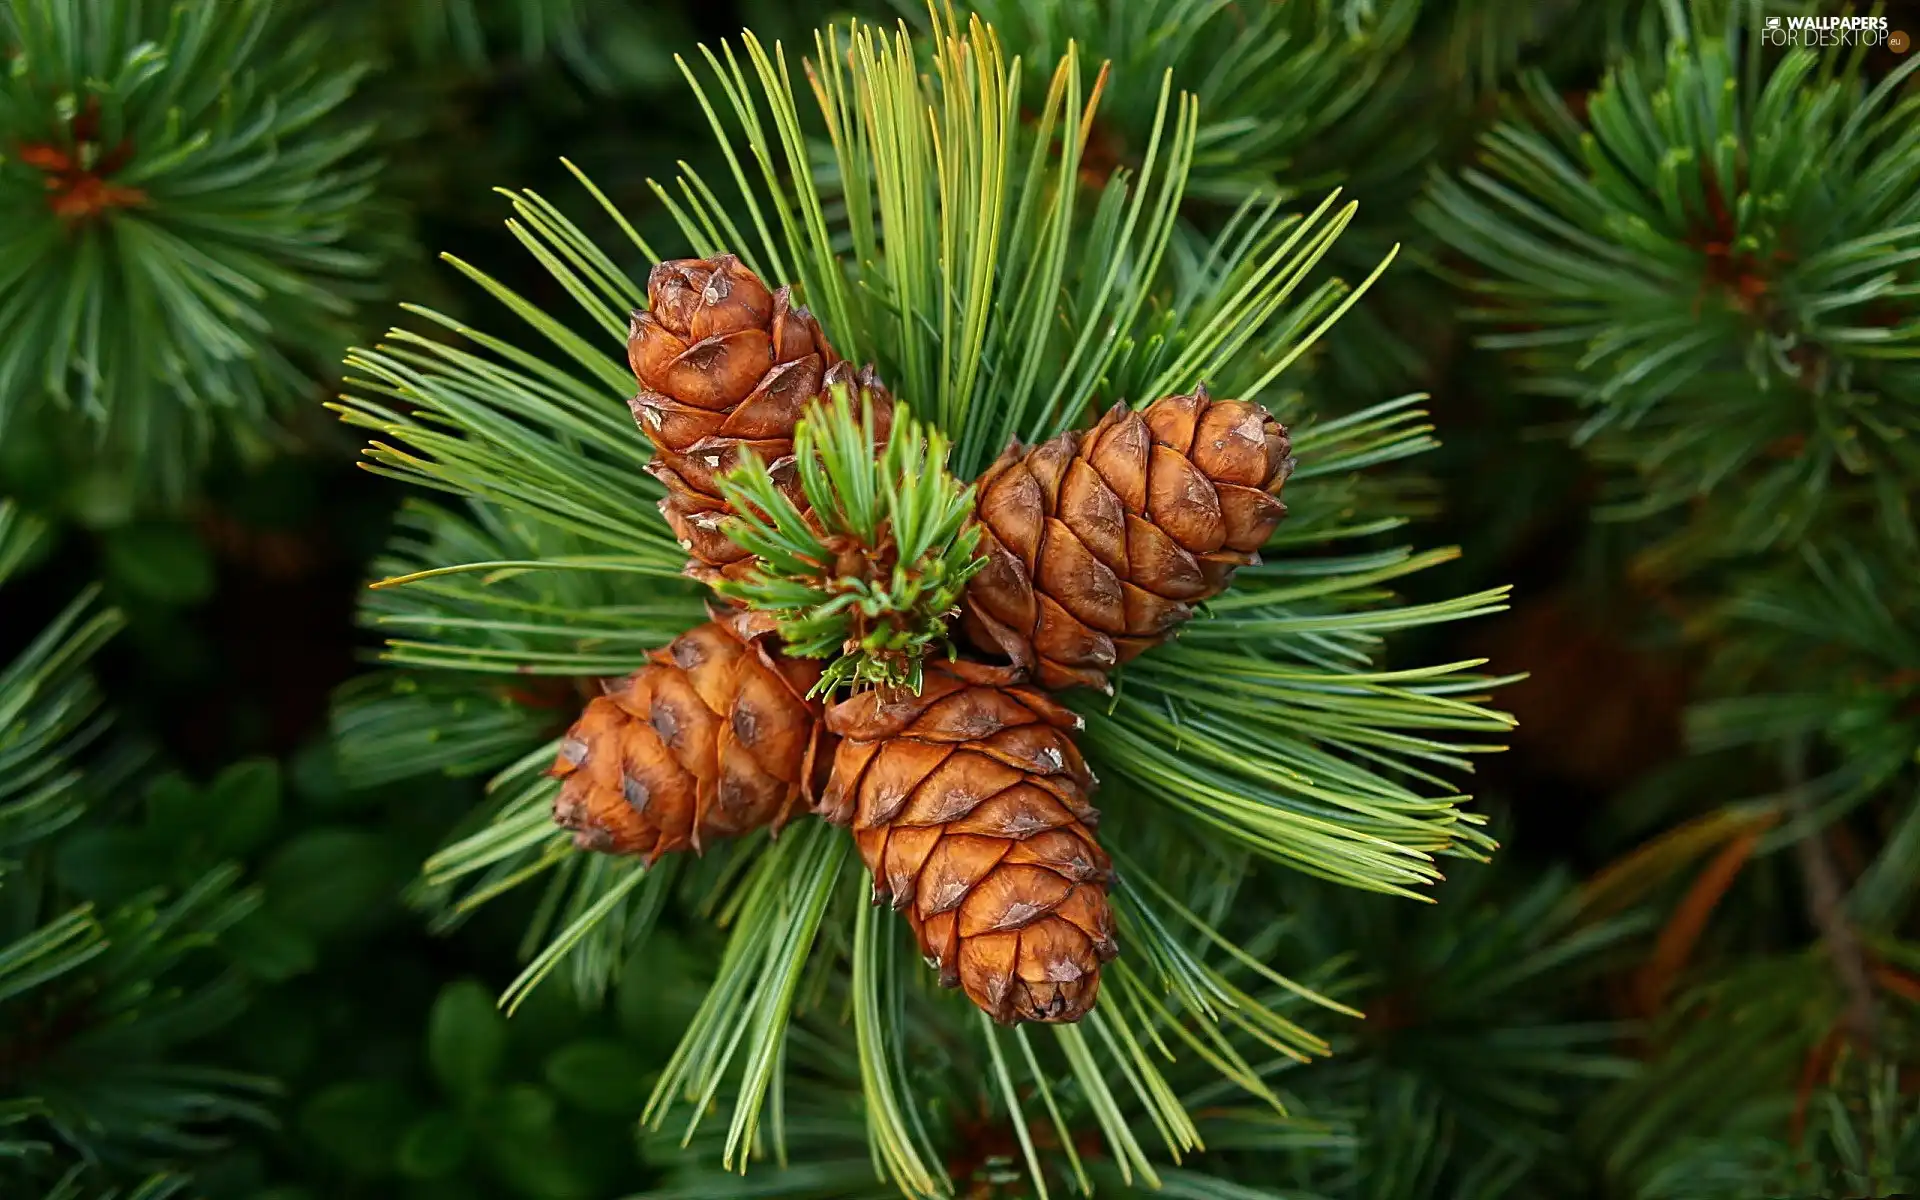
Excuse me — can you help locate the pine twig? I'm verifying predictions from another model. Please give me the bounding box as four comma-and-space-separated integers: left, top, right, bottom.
1632, 819, 1768, 1018
1783, 743, 1880, 1052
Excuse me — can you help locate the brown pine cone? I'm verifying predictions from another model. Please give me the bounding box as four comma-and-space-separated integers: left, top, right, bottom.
961, 387, 1295, 691
549, 612, 831, 863
819, 661, 1118, 1024
627, 254, 892, 585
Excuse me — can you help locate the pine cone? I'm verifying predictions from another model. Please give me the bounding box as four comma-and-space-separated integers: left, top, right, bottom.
549, 613, 831, 863
961, 387, 1295, 691
819, 661, 1117, 1024
627, 253, 892, 584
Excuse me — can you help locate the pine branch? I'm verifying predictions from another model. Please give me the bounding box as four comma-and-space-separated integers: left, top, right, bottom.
635, 863, 1361, 1200
1638, 1058, 1920, 1198
1580, 947, 1899, 1189
329, 13, 1517, 1184
0, 502, 122, 861
1420, 27, 1920, 562
1267, 861, 1650, 1194
1680, 540, 1920, 911
1784, 745, 1883, 1054
0, 0, 387, 502
925, 0, 1424, 206
0, 512, 271, 1190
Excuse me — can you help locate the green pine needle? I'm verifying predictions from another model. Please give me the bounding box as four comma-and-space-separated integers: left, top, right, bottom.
715, 388, 985, 698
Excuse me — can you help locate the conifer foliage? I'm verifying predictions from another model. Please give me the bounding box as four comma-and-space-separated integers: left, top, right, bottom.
1423, 5, 1920, 1194
1423, 30, 1920, 555
331, 9, 1513, 1191
0, 502, 270, 1196
0, 0, 383, 504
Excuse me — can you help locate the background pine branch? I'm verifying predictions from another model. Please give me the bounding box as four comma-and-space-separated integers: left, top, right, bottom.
0, 0, 390, 511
